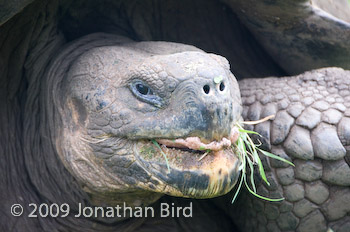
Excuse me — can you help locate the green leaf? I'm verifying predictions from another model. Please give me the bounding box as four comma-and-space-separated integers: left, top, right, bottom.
257, 157, 270, 186
257, 148, 295, 167
231, 173, 244, 203
238, 128, 261, 136
244, 176, 284, 202
152, 140, 171, 172
247, 156, 256, 192
232, 121, 295, 203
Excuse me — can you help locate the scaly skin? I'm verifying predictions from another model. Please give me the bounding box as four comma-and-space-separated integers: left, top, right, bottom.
215, 67, 350, 232
46, 33, 242, 207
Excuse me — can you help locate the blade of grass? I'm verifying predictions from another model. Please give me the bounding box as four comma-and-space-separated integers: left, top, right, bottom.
243, 175, 284, 202
232, 117, 293, 203
152, 140, 171, 172
243, 131, 270, 186
238, 128, 261, 135
231, 172, 244, 203
257, 148, 295, 167
198, 150, 210, 161
256, 156, 270, 186
246, 152, 257, 193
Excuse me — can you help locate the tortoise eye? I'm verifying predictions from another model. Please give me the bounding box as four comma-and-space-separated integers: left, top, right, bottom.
136, 83, 153, 95
130, 81, 163, 107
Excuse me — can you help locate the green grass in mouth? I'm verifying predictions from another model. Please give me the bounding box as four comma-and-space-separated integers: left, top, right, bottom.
231, 116, 294, 203
152, 139, 171, 173
152, 115, 294, 202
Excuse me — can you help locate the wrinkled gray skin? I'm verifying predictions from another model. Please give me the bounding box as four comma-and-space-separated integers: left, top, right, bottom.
1, 0, 350, 232
51, 33, 241, 206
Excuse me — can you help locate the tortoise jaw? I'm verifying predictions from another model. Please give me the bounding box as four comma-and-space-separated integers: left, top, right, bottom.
134, 126, 241, 198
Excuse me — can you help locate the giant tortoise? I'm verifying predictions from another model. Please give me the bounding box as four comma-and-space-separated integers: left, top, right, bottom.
1, 0, 350, 231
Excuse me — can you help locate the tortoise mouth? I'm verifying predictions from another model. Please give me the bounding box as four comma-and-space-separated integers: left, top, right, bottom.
136, 126, 239, 164
155, 126, 239, 153
134, 126, 241, 198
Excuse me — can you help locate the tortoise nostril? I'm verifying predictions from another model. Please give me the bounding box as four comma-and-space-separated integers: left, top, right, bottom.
219, 82, 225, 91
203, 85, 210, 94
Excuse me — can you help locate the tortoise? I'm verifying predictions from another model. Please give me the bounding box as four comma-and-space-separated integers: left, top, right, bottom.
0, 0, 349, 231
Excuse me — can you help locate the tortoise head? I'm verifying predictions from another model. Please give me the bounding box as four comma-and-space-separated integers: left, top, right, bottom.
49, 34, 242, 207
